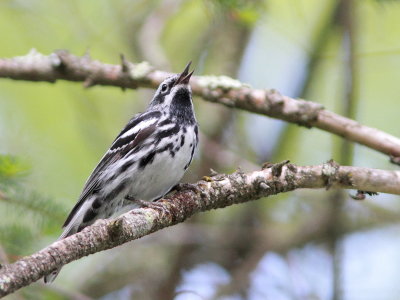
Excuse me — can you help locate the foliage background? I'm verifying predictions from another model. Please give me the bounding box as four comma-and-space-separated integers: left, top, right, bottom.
1, 0, 400, 299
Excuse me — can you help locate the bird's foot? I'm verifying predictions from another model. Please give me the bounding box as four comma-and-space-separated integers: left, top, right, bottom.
125, 196, 152, 208
134, 199, 152, 208
125, 195, 136, 202
130, 199, 167, 214
170, 182, 198, 194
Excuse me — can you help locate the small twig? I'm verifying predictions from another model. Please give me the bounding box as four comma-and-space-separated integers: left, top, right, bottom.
350, 190, 379, 200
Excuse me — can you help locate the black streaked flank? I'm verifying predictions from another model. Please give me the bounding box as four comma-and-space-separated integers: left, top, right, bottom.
139, 151, 156, 169
120, 124, 157, 157
140, 142, 175, 167
82, 208, 97, 224
194, 125, 199, 144
92, 198, 102, 209
129, 124, 157, 150
156, 142, 174, 154
185, 143, 196, 170
158, 119, 174, 127
104, 180, 128, 202
119, 160, 135, 174
155, 124, 180, 144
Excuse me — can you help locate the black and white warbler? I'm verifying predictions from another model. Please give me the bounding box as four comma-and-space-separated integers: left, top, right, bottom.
44, 63, 198, 283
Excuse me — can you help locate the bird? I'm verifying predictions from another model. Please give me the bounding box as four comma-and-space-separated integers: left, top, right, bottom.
44, 62, 198, 283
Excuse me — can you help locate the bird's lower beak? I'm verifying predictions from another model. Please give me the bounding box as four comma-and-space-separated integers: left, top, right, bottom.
175, 61, 194, 85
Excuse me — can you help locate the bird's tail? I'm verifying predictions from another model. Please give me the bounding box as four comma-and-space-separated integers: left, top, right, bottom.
44, 196, 134, 283
43, 267, 61, 284
43, 215, 81, 283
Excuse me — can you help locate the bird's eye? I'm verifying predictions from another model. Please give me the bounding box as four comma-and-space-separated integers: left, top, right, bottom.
161, 84, 168, 93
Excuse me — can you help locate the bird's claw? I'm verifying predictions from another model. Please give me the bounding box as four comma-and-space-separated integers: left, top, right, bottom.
133, 199, 167, 215
171, 183, 198, 193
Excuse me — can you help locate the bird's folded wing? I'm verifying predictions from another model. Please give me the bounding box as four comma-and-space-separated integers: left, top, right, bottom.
62, 111, 160, 228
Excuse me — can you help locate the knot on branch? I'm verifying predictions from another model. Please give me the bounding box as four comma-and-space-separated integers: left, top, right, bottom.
322, 159, 340, 190
261, 161, 297, 193
264, 89, 285, 111
54, 50, 98, 87
53, 50, 73, 73
254, 176, 272, 195
261, 160, 290, 177
107, 218, 125, 242
293, 100, 324, 128
264, 90, 324, 128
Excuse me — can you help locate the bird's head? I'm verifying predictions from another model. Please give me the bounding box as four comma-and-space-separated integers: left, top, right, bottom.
149, 62, 194, 113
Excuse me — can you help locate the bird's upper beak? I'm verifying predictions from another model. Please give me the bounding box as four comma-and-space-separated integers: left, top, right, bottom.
175, 61, 194, 85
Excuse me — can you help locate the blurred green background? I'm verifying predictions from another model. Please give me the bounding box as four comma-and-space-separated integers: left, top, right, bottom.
1, 0, 400, 299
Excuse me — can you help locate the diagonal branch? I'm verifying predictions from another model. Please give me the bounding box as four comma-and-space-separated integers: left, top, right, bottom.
0, 50, 399, 161
1, 161, 400, 297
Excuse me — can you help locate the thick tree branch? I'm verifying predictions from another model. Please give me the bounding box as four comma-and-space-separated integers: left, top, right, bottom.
0, 50, 399, 160
1, 161, 400, 297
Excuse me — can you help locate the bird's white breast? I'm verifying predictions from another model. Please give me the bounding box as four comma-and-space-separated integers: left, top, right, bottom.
128, 124, 197, 201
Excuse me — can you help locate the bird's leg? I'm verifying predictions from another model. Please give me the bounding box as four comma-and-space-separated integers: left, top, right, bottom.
125, 195, 136, 202
125, 195, 167, 212
125, 195, 149, 208
169, 182, 198, 194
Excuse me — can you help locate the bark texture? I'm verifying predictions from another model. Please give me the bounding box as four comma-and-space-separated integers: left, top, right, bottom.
1, 161, 400, 297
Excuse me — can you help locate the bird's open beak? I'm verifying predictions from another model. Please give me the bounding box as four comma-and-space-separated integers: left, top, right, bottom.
175, 61, 194, 85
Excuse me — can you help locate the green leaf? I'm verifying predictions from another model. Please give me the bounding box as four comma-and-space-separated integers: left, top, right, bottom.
0, 154, 29, 186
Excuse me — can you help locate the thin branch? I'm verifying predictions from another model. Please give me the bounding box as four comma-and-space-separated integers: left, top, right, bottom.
0, 161, 400, 297
0, 50, 399, 160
